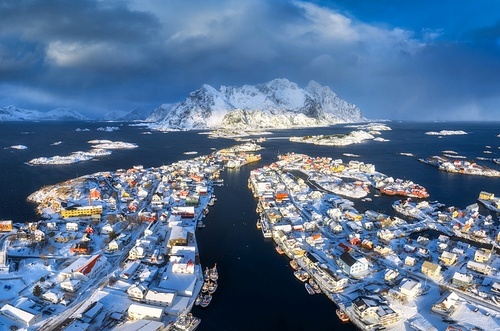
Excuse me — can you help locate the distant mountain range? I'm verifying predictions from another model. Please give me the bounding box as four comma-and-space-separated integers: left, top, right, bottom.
148, 78, 365, 131
0, 106, 89, 121
1, 79, 366, 128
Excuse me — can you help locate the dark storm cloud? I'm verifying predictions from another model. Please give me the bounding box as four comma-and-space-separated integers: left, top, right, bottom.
0, 0, 499, 120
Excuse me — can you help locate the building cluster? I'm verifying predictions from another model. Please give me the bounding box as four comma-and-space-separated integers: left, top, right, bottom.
0, 148, 251, 330
249, 153, 500, 330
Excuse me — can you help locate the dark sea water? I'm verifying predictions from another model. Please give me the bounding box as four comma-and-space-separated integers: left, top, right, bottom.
0, 121, 499, 331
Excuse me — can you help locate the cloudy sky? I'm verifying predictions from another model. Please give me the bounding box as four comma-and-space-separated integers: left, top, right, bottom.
1, 0, 500, 120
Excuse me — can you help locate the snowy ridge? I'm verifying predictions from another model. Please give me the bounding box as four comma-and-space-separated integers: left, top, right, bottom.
0, 106, 88, 121
148, 78, 366, 131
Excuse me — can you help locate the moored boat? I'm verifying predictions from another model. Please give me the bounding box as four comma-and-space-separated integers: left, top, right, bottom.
309, 278, 321, 294
294, 269, 310, 282
209, 263, 218, 281
336, 309, 350, 322
200, 294, 212, 308
305, 282, 315, 295
289, 260, 300, 270
207, 280, 218, 294
173, 313, 201, 331
275, 245, 285, 255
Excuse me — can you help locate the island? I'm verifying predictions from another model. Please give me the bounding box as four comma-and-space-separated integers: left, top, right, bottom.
249, 153, 500, 331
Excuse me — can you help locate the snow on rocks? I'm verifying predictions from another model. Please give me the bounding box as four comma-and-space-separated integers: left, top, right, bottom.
425, 130, 467, 135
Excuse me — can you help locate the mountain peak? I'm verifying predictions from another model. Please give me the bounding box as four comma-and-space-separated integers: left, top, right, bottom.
148, 79, 366, 130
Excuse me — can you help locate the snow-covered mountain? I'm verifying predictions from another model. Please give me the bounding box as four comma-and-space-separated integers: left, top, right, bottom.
101, 107, 153, 121
148, 79, 366, 131
0, 106, 88, 121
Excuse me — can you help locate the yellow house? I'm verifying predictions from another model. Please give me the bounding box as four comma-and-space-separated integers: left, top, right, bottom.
422, 261, 441, 279
479, 191, 494, 200
60, 205, 103, 218
439, 251, 457, 266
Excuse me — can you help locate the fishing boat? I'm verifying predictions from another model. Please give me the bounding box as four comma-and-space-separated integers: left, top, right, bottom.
204, 267, 210, 280
305, 282, 316, 295
207, 280, 218, 294
200, 294, 212, 308
289, 260, 300, 270
336, 309, 350, 322
194, 295, 202, 306
201, 281, 209, 294
173, 313, 201, 331
309, 278, 321, 294
209, 263, 218, 281
256, 219, 262, 229
275, 245, 285, 255
294, 269, 310, 282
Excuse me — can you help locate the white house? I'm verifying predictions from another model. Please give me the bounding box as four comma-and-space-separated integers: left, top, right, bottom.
452, 272, 474, 288
42, 291, 63, 304
127, 284, 148, 301
60, 279, 81, 292
144, 290, 176, 307
66, 222, 79, 232
127, 303, 163, 321
337, 252, 369, 278
399, 278, 421, 299
467, 261, 492, 275
0, 304, 41, 326
474, 249, 492, 263
404, 256, 417, 267
0, 250, 10, 274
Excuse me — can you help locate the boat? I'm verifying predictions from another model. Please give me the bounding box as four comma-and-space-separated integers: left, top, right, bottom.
336, 309, 350, 322
207, 280, 218, 294
260, 218, 272, 238
173, 313, 201, 331
289, 260, 300, 270
200, 294, 212, 308
309, 278, 321, 294
275, 245, 285, 255
201, 281, 209, 293
209, 263, 218, 281
256, 219, 262, 229
204, 267, 210, 280
305, 282, 316, 295
197, 220, 206, 228
294, 269, 310, 282
194, 295, 202, 306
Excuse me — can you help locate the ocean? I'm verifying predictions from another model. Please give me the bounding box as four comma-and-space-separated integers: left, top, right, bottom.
0, 121, 499, 330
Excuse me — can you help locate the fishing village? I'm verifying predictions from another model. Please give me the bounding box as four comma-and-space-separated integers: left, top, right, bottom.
0, 142, 262, 331
249, 152, 500, 331
0, 139, 498, 331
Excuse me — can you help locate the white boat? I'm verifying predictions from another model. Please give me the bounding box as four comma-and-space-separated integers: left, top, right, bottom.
294, 269, 310, 282
304, 282, 315, 295
309, 278, 321, 294
173, 313, 201, 331
209, 263, 218, 281
207, 280, 218, 294
260, 218, 272, 238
